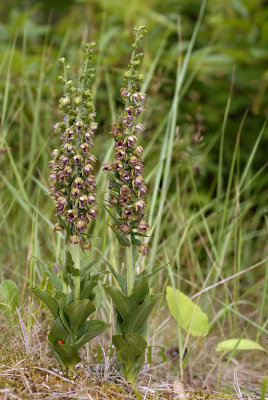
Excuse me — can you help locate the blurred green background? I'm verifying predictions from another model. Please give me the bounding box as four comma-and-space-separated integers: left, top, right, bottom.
0, 0, 267, 289
1, 0, 267, 167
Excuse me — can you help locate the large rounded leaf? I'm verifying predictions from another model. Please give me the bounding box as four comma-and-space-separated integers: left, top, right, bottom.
216, 339, 266, 352
166, 286, 209, 337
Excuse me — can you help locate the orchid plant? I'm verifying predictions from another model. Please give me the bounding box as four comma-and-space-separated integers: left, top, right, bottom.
32, 43, 108, 370
103, 26, 161, 383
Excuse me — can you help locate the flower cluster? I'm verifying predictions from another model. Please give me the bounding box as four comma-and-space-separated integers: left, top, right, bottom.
104, 27, 150, 255
49, 43, 97, 249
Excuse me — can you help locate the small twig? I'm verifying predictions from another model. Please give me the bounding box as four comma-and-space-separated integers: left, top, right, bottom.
33, 366, 75, 384
233, 369, 244, 400
16, 307, 30, 354
0, 389, 23, 400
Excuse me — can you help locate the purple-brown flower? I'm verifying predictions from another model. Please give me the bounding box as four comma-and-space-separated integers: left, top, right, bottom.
103, 43, 150, 247
49, 47, 98, 249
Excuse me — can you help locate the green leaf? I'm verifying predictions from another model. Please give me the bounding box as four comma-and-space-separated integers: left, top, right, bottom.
48, 317, 69, 345
64, 299, 95, 336
130, 236, 141, 246
66, 251, 74, 269
130, 277, 149, 306
42, 264, 62, 291
122, 294, 160, 334
32, 256, 62, 291
31, 288, 59, 319
113, 333, 147, 383
166, 286, 209, 337
113, 333, 147, 352
0, 279, 19, 313
109, 224, 130, 247
63, 273, 74, 291
79, 281, 97, 300
91, 271, 110, 281
104, 206, 121, 227
135, 262, 169, 283
105, 286, 134, 320
65, 252, 80, 276
59, 308, 75, 338
73, 320, 109, 349
103, 259, 127, 294
55, 291, 69, 308
105, 172, 120, 185
50, 343, 81, 369
80, 259, 100, 276
216, 339, 266, 352
68, 266, 80, 276
130, 232, 141, 246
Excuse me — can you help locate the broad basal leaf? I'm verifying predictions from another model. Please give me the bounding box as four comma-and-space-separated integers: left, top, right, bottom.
64, 299, 95, 336
113, 333, 147, 383
166, 286, 209, 337
113, 333, 147, 352
50, 343, 81, 369
48, 317, 69, 345
74, 320, 109, 349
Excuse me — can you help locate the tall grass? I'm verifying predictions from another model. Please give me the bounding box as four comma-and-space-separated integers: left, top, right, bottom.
0, 1, 267, 389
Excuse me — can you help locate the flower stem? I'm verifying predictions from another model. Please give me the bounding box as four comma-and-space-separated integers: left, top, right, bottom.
74, 245, 80, 299
126, 239, 133, 296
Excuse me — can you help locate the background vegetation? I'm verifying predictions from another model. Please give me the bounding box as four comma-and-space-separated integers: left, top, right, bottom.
0, 0, 267, 394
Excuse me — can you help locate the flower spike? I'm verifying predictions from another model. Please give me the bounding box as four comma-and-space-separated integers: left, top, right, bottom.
49, 43, 98, 249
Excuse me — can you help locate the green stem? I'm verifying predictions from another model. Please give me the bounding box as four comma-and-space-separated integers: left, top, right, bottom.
132, 381, 142, 400
126, 239, 133, 296
74, 245, 80, 299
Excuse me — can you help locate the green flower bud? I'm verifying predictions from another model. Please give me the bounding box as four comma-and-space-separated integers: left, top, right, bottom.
74, 97, 82, 106
60, 97, 70, 106
82, 240, 91, 250
54, 223, 64, 232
